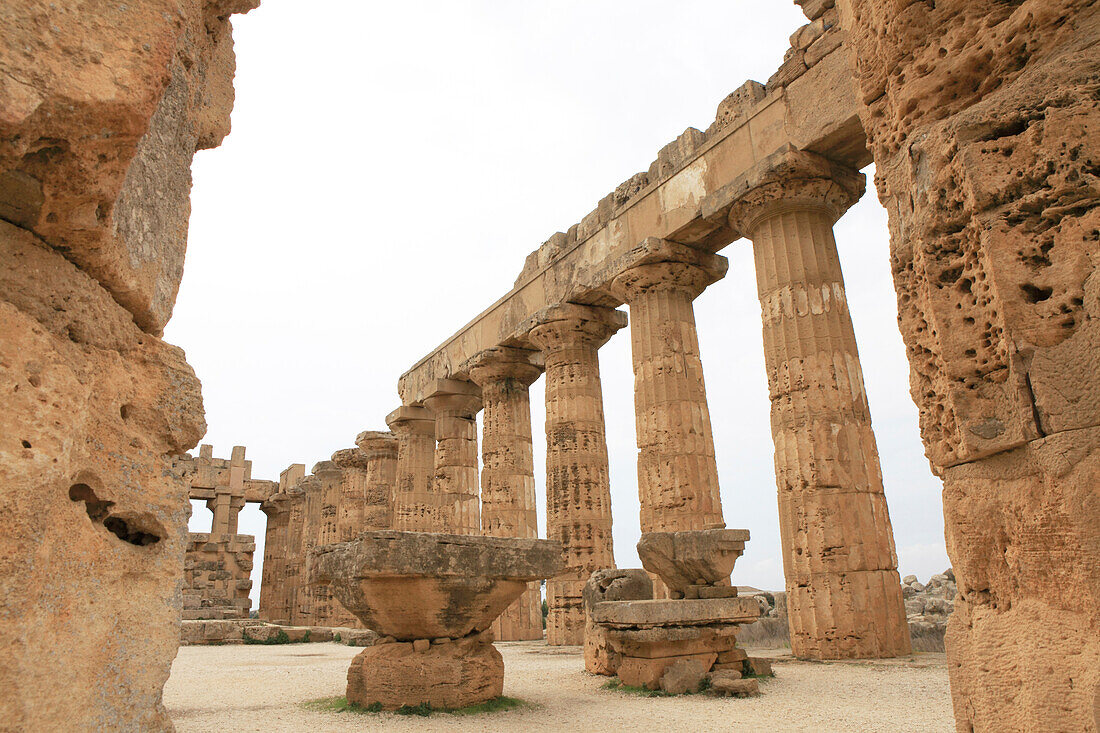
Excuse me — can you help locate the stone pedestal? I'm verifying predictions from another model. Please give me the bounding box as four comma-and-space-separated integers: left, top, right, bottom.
609, 240, 728, 535
423, 380, 483, 535
527, 304, 625, 645
182, 533, 255, 620
585, 529, 762, 694
311, 531, 563, 711
728, 151, 910, 659
468, 347, 545, 641
386, 406, 445, 531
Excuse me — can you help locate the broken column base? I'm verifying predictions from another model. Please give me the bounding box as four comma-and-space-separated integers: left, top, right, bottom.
346, 632, 503, 710
590, 596, 764, 694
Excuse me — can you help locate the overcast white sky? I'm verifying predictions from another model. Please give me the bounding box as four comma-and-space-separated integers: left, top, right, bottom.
170, 1, 950, 606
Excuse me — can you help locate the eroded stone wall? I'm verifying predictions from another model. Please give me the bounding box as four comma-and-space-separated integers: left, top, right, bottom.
838, 0, 1100, 728
0, 1, 256, 729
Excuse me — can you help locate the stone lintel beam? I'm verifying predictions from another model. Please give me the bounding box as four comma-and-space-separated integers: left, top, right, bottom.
397, 43, 868, 407
422, 379, 483, 535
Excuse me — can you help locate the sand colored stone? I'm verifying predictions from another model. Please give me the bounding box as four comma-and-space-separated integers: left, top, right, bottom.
347, 636, 504, 711
180, 445, 276, 620
423, 380, 483, 535
583, 569, 655, 675
838, 0, 1100, 723
467, 347, 545, 641
637, 529, 748, 593
527, 304, 624, 645
258, 463, 305, 624
311, 530, 563, 711
386, 405, 445, 531
609, 240, 728, 535
0, 0, 255, 728
726, 148, 910, 660
345, 433, 398, 539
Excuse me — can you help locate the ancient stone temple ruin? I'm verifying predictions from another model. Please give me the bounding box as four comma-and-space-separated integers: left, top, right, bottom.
1, 0, 1097, 730
180, 445, 275, 620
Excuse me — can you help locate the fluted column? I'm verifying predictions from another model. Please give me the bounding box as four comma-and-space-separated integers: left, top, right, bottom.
468, 346, 544, 641
728, 151, 910, 659
527, 304, 625, 645
385, 406, 445, 531
422, 379, 482, 535
347, 431, 399, 535
310, 460, 343, 626
291, 473, 320, 625
610, 239, 727, 535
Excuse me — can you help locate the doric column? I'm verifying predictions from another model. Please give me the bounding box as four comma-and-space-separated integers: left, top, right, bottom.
728, 149, 910, 659
610, 238, 728, 535
527, 303, 625, 645
309, 460, 343, 626
385, 405, 444, 531
348, 431, 399, 535
282, 480, 308, 626
467, 346, 544, 641
422, 379, 482, 535
259, 493, 289, 623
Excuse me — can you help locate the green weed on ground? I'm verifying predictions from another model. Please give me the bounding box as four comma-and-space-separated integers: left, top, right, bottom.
301, 696, 532, 717
600, 679, 675, 697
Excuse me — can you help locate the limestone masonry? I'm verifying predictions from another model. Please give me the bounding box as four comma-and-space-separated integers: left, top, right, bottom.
1, 0, 1096, 730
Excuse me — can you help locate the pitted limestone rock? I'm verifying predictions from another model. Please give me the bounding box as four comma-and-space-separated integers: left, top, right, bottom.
637, 529, 749, 592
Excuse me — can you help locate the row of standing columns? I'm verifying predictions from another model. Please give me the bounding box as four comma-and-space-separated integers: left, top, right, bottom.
302, 150, 909, 657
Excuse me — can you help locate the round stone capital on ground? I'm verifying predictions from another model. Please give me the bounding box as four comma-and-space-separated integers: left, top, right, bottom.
725, 148, 865, 237
465, 346, 543, 388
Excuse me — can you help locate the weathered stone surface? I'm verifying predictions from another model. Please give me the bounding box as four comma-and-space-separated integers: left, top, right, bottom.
591, 597, 760, 628
660, 658, 710, 695
618, 653, 718, 691
583, 569, 654, 675
610, 243, 728, 540
347, 637, 503, 711
841, 0, 1100, 726
0, 0, 258, 334
708, 677, 760, 698
0, 207, 206, 731
311, 531, 563, 640
637, 529, 748, 592
528, 305, 623, 645
467, 348, 545, 641
423, 380, 482, 535
258, 463, 305, 624
386, 406, 444, 531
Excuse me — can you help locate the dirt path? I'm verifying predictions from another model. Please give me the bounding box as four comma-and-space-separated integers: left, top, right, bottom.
164, 641, 953, 732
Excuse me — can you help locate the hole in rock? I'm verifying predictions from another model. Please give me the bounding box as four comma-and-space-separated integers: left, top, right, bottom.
103, 516, 161, 546
21, 440, 31, 448
68, 483, 163, 546
120, 404, 133, 421
1020, 284, 1053, 303
70, 483, 113, 522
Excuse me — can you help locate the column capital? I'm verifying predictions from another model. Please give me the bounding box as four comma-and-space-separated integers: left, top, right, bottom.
385, 405, 436, 436
524, 303, 627, 352
465, 346, 543, 388
352, 431, 399, 461
422, 378, 482, 418
310, 460, 341, 478
609, 239, 727, 302
725, 147, 865, 236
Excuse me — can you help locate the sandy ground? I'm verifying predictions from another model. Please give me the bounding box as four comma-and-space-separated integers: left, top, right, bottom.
164, 641, 953, 732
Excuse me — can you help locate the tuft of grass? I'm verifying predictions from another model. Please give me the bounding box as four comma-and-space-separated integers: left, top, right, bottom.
242, 629, 291, 645
301, 695, 532, 717
333, 633, 342, 642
